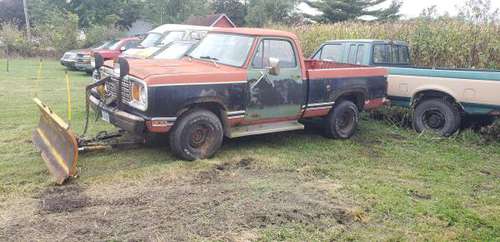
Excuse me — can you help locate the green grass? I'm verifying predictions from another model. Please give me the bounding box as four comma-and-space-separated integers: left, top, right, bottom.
0, 58, 499, 241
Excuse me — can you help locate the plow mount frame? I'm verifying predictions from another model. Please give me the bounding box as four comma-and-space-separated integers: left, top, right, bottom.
32, 77, 143, 184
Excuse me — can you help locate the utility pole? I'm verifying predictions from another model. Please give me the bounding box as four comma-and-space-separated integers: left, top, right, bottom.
23, 0, 31, 41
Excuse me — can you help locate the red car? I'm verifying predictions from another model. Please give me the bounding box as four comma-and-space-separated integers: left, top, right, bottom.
75, 37, 141, 73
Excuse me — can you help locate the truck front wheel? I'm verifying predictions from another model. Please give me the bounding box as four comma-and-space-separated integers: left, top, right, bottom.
413, 98, 461, 137
324, 100, 359, 139
169, 109, 223, 161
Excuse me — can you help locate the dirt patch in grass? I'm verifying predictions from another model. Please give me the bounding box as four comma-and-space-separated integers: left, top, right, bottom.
0, 158, 355, 241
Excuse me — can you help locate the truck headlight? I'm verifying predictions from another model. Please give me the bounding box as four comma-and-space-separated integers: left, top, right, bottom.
90, 57, 95, 68
128, 77, 148, 111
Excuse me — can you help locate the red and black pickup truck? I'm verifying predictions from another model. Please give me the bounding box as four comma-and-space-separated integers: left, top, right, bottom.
90, 28, 388, 160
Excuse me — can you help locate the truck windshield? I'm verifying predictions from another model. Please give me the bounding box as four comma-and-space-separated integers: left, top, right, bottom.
109, 40, 125, 51
188, 33, 254, 67
92, 40, 115, 50
159, 31, 185, 46
153, 42, 195, 60
140, 33, 162, 48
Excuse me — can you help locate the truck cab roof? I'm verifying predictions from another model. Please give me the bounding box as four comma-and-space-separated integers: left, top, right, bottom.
324, 39, 409, 46
211, 27, 300, 40
148, 24, 213, 35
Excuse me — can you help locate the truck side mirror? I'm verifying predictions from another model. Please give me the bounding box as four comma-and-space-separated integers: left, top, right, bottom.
268, 57, 280, 76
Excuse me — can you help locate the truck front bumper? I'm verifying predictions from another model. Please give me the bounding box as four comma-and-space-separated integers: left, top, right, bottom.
89, 95, 146, 134
75, 62, 93, 72
60, 59, 76, 68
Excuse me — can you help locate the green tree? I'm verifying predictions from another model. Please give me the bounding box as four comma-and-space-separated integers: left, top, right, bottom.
29, 0, 142, 29
304, 0, 402, 23
212, 0, 247, 26
142, 0, 210, 25
0, 0, 26, 26
245, 0, 297, 27
458, 0, 499, 24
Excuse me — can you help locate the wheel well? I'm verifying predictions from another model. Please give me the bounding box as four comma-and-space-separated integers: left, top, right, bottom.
178, 102, 229, 136
412, 90, 463, 111
336, 92, 365, 110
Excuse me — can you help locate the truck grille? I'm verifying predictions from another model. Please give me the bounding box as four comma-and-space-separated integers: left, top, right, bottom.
99, 67, 133, 104
108, 76, 132, 103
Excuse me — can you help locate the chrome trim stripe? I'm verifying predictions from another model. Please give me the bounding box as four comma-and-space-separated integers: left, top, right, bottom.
227, 110, 246, 116
150, 81, 247, 87
228, 115, 245, 120
307, 102, 335, 108
306, 106, 332, 111
151, 117, 177, 122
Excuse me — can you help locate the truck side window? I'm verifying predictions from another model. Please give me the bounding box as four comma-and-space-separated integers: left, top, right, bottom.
355, 44, 365, 65
398, 45, 410, 64
348, 44, 357, 64
125, 41, 139, 49
320, 44, 343, 62
373, 44, 390, 64
252, 39, 297, 69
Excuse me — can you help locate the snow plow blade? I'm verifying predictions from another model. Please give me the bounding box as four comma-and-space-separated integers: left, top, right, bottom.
32, 98, 78, 184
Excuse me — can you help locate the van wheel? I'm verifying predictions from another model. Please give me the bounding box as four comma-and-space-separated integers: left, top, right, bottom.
413, 98, 461, 137
169, 109, 223, 161
324, 100, 359, 139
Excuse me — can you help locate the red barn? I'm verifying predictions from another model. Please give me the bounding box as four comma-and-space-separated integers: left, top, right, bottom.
183, 14, 236, 28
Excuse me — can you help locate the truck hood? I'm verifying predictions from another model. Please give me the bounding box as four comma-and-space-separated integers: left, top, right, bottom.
94, 49, 120, 59
103, 58, 248, 86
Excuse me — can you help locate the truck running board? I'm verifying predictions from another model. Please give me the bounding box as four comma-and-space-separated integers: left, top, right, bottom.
229, 121, 304, 138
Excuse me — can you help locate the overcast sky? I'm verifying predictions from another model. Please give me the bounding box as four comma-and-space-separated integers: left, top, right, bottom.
298, 0, 500, 18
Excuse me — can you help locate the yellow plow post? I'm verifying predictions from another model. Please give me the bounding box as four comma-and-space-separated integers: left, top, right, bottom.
32, 98, 79, 184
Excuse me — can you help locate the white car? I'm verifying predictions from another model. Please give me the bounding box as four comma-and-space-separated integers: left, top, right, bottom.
122, 24, 211, 59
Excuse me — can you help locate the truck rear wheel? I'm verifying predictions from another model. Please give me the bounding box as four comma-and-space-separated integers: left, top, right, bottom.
413, 98, 461, 137
169, 109, 223, 161
324, 100, 359, 139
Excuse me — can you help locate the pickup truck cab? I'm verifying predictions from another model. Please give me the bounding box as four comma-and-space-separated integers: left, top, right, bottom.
122, 24, 211, 59
91, 28, 387, 160
313, 40, 500, 136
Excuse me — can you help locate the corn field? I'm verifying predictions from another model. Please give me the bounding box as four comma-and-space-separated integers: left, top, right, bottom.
274, 19, 500, 69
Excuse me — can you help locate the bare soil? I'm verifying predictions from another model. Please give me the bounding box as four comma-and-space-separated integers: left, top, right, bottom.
0, 158, 355, 241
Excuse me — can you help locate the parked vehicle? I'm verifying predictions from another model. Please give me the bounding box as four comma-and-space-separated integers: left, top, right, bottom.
60, 40, 116, 70
124, 40, 198, 60
75, 37, 141, 73
121, 24, 210, 59
312, 40, 500, 136
89, 28, 387, 160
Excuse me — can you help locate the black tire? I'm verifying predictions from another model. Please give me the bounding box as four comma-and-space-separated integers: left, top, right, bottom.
413, 98, 461, 137
324, 100, 359, 139
169, 109, 223, 161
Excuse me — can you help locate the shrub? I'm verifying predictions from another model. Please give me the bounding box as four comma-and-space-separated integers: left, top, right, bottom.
0, 22, 32, 57
34, 11, 81, 55
83, 24, 123, 48
479, 118, 500, 142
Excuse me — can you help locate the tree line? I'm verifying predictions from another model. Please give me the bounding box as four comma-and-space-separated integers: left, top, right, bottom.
1, 0, 403, 30
0, 0, 497, 57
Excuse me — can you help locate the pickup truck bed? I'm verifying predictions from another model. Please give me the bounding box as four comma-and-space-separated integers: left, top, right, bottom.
389, 67, 500, 114
304, 60, 388, 116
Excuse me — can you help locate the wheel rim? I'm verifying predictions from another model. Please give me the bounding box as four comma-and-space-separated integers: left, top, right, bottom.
335, 108, 355, 134
189, 124, 211, 148
422, 109, 446, 130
